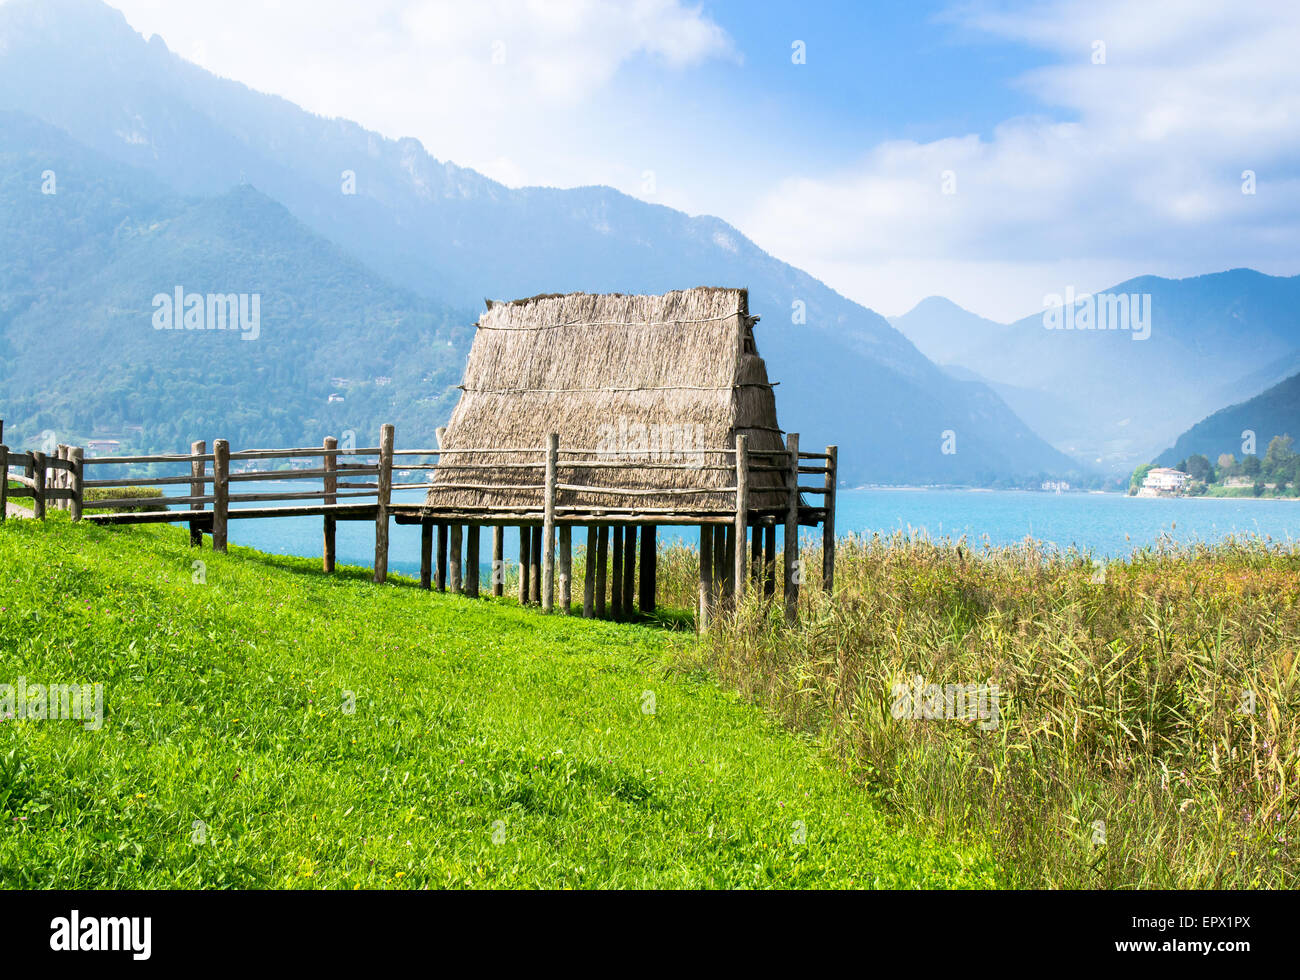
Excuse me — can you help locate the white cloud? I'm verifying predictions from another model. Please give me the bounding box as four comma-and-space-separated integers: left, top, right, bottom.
105, 0, 736, 196
743, 0, 1300, 321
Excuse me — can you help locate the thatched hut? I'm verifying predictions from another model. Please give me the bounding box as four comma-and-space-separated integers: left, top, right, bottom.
413, 287, 836, 628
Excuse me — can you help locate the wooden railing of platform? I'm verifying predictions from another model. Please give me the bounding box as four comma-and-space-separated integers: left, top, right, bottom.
0, 419, 836, 629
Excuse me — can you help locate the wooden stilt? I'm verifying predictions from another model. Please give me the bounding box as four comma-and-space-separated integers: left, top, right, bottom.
723, 525, 735, 605
449, 524, 463, 593
751, 521, 762, 588
559, 526, 572, 613
492, 525, 504, 597
712, 522, 726, 609
622, 525, 636, 619
583, 526, 596, 618
530, 526, 542, 605
763, 523, 776, 599
436, 523, 448, 592
518, 526, 530, 604
610, 524, 623, 620
596, 526, 609, 618
542, 433, 558, 612
638, 525, 656, 613
698, 526, 713, 631
734, 434, 749, 603
466, 525, 480, 598
420, 521, 433, 589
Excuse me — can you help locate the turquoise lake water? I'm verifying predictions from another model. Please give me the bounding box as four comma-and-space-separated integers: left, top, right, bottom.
197, 484, 1300, 578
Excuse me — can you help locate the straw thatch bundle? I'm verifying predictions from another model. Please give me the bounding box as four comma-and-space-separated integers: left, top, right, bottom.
424, 287, 789, 516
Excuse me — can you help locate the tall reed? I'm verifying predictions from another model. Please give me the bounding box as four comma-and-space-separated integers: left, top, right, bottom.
665, 530, 1300, 888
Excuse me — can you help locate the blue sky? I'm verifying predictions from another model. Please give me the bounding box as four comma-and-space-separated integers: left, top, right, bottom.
98, 0, 1300, 320
674, 2, 1059, 148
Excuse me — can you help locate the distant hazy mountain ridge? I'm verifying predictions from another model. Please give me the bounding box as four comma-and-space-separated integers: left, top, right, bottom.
891, 271, 1300, 474
1155, 371, 1300, 468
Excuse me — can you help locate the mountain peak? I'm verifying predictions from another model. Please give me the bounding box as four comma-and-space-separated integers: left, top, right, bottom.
904, 295, 972, 317
0, 0, 136, 40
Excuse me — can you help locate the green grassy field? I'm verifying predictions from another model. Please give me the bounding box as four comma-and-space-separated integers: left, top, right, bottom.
0, 516, 997, 888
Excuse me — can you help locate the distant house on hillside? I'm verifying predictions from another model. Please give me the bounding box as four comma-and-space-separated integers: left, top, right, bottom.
1139, 467, 1191, 497
86, 439, 121, 454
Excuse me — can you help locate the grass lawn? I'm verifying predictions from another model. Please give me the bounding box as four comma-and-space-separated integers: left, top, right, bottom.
0, 517, 997, 888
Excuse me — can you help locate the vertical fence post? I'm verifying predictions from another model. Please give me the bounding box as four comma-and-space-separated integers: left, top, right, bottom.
373, 423, 394, 584
55, 446, 67, 512
62, 446, 73, 513
449, 524, 463, 593
595, 526, 609, 618
466, 526, 480, 598
322, 436, 337, 572
61, 445, 73, 512
783, 433, 800, 624
492, 525, 504, 597
189, 440, 207, 547
542, 433, 558, 612
70, 447, 84, 522
698, 526, 713, 631
639, 525, 656, 613
823, 445, 837, 593
212, 440, 229, 552
0, 444, 9, 523
31, 451, 46, 521
583, 526, 596, 618
734, 434, 749, 603
558, 526, 571, 614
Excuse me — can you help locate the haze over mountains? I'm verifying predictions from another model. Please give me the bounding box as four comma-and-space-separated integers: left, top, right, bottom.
891, 270, 1300, 473
0, 0, 1082, 485
0, 112, 470, 451
1155, 371, 1300, 468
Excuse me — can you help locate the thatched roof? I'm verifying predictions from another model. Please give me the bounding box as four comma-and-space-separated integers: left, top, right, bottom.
424, 287, 788, 517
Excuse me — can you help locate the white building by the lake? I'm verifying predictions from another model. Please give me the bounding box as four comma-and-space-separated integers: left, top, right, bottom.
1139, 467, 1191, 496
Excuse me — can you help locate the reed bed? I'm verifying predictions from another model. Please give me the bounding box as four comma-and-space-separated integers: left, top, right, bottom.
660, 530, 1300, 888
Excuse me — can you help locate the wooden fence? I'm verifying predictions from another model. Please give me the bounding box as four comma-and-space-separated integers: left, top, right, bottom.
1, 420, 836, 627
